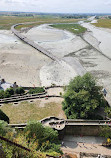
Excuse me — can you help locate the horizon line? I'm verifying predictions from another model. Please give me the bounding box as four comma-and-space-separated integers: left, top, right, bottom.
0, 11, 111, 15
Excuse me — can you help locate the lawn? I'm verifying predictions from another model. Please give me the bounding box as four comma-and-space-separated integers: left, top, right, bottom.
0, 16, 81, 30
92, 19, 111, 29
51, 23, 87, 35
0, 99, 66, 124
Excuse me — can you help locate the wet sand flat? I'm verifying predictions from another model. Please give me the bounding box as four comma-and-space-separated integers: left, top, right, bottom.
0, 30, 51, 87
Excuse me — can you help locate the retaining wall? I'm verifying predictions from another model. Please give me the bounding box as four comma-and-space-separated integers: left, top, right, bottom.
64, 125, 101, 136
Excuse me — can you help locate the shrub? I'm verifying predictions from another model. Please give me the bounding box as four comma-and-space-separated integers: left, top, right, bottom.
29, 87, 45, 94
5, 88, 14, 95
0, 90, 4, 99
15, 87, 25, 94
0, 110, 9, 123
0, 120, 9, 136
4, 91, 11, 98
0, 88, 14, 99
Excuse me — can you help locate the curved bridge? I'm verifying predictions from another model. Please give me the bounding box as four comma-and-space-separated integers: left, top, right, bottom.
11, 24, 59, 61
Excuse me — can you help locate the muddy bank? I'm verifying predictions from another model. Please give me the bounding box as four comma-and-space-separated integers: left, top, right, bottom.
82, 23, 111, 59
0, 26, 86, 87
40, 58, 86, 86
24, 24, 88, 58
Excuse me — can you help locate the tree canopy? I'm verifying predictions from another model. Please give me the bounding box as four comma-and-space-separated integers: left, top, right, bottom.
0, 121, 62, 157
62, 73, 105, 119
24, 121, 59, 145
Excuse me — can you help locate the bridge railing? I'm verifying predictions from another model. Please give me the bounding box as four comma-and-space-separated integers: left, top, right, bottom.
65, 119, 111, 123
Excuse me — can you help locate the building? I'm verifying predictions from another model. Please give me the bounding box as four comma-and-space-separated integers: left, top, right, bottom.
0, 79, 13, 91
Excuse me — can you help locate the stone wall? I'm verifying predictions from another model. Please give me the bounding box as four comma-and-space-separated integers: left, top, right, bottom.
64, 125, 101, 136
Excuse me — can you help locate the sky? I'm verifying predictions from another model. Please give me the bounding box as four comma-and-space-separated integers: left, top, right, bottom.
0, 0, 111, 13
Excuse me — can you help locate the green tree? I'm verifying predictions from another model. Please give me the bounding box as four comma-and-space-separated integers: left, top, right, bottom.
24, 121, 61, 154
24, 121, 45, 145
62, 73, 105, 119
44, 126, 59, 143
24, 121, 58, 145
0, 121, 61, 157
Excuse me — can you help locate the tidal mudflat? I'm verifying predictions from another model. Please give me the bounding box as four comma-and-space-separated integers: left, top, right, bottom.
1, 21, 111, 105
24, 23, 111, 104
0, 30, 51, 87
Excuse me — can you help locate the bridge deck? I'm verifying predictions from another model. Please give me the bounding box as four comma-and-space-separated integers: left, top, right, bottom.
11, 24, 59, 61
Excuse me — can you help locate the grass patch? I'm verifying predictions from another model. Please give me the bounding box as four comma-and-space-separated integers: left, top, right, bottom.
51, 23, 87, 35
92, 19, 111, 29
0, 100, 66, 124
0, 16, 81, 30
15, 23, 40, 30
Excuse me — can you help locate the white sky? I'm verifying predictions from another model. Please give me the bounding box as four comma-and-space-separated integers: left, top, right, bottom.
0, 0, 111, 13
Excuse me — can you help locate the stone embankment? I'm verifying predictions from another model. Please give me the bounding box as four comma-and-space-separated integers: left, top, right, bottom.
0, 86, 63, 104
11, 24, 59, 61
0, 93, 61, 104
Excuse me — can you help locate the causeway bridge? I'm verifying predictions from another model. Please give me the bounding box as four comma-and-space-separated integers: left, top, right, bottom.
11, 24, 59, 62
